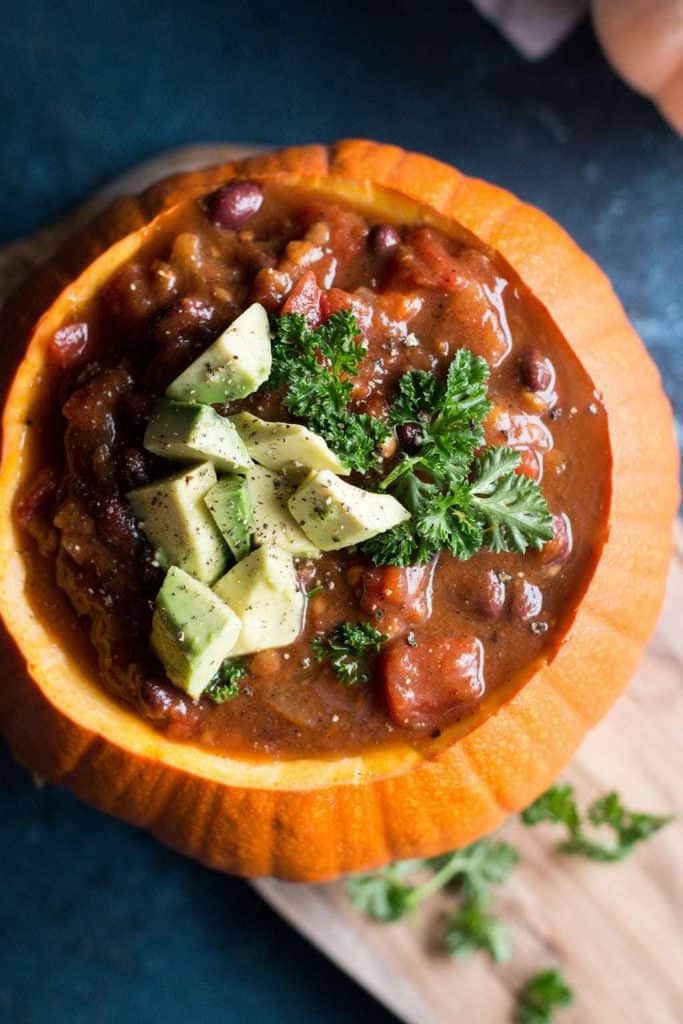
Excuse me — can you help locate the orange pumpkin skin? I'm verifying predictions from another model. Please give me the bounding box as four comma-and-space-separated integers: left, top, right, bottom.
0, 141, 678, 881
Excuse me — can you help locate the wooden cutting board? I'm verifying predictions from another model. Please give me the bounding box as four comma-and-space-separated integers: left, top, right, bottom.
1, 145, 681, 1024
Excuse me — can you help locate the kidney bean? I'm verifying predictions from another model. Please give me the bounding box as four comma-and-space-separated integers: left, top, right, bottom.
205, 182, 263, 229
510, 579, 543, 622
96, 495, 139, 552
541, 513, 573, 567
478, 570, 506, 619
50, 323, 90, 369
371, 224, 401, 257
15, 464, 58, 528
121, 447, 152, 488
521, 347, 556, 394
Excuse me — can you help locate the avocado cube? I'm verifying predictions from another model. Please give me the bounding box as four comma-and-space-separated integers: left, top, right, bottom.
204, 476, 253, 562
230, 411, 349, 475
165, 303, 271, 404
128, 462, 228, 584
144, 399, 252, 473
288, 470, 410, 551
213, 546, 304, 656
245, 464, 319, 557
151, 566, 241, 699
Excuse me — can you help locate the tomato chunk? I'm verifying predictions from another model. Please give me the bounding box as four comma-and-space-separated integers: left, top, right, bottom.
359, 565, 433, 637
382, 636, 485, 727
280, 269, 322, 326
320, 288, 373, 334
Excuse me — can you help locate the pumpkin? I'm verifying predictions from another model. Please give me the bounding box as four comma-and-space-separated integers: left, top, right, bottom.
593, 0, 683, 133
0, 141, 678, 881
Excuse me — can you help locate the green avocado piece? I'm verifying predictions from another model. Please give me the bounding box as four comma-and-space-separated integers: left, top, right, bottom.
230, 411, 349, 475
128, 462, 228, 583
165, 303, 271, 404
151, 566, 241, 699
288, 470, 410, 551
204, 476, 253, 562
245, 464, 319, 557
213, 546, 304, 656
144, 399, 252, 473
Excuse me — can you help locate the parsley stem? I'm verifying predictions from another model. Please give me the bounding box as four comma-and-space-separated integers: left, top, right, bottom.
404, 852, 467, 908
378, 455, 419, 492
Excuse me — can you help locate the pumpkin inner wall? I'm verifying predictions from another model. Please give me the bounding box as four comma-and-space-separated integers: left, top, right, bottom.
11, 179, 611, 760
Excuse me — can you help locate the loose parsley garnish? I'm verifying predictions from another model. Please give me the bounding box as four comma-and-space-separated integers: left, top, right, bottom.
521, 784, 672, 862
268, 311, 389, 472
204, 659, 248, 703
312, 621, 388, 686
347, 838, 519, 962
515, 969, 573, 1024
363, 349, 553, 566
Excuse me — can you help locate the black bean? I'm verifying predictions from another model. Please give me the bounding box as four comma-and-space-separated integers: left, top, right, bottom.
371, 224, 401, 257
396, 422, 424, 453
205, 182, 263, 229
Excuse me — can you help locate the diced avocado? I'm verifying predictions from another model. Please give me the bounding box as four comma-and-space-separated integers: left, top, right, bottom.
213, 546, 304, 656
205, 476, 253, 562
128, 462, 228, 583
288, 470, 410, 551
230, 411, 349, 475
151, 566, 241, 699
144, 399, 252, 472
246, 464, 319, 557
165, 303, 271, 403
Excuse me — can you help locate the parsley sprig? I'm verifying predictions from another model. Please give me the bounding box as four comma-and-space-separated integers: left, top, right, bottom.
347, 838, 519, 962
515, 969, 573, 1024
312, 621, 388, 686
364, 349, 553, 566
268, 311, 389, 473
347, 784, 671, 973
204, 659, 247, 703
521, 784, 672, 862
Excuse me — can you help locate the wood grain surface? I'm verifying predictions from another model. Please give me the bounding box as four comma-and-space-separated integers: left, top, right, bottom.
1, 144, 680, 1024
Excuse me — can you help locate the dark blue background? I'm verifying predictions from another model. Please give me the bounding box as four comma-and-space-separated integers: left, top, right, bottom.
1, 3, 681, 1022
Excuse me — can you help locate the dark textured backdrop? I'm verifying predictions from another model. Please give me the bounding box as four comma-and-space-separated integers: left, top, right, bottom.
1, 2, 681, 1022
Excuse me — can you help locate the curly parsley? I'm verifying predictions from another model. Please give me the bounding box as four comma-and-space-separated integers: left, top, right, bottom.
312, 621, 388, 686
363, 349, 553, 566
515, 969, 573, 1024
268, 310, 389, 473
521, 784, 672, 862
204, 659, 248, 703
347, 838, 519, 961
